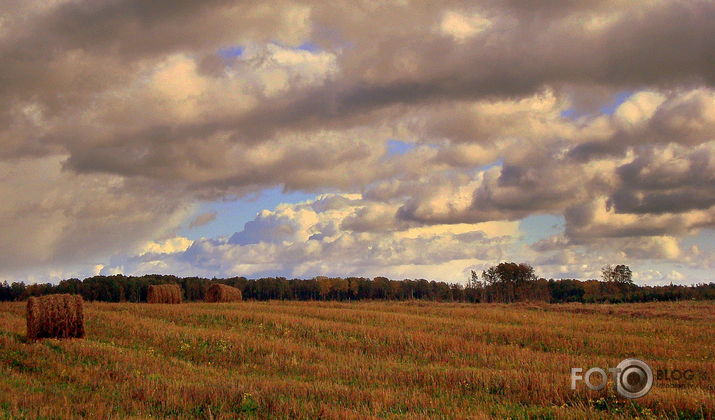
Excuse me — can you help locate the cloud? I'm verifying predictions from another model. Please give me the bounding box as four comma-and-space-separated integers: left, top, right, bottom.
109, 195, 515, 281
139, 237, 194, 256
189, 212, 218, 228
564, 197, 715, 239
0, 155, 192, 276
633, 269, 686, 285
610, 142, 715, 214
439, 10, 492, 40
569, 90, 715, 161
1, 1, 713, 284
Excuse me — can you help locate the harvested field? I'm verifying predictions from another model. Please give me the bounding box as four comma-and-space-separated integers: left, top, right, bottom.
0, 300, 712, 419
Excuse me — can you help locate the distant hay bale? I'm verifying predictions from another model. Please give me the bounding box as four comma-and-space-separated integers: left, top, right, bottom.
205, 283, 243, 303
147, 284, 182, 304
26, 294, 84, 340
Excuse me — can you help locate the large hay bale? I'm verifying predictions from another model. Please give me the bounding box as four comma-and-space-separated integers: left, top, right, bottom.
26, 294, 84, 340
204, 283, 243, 303
147, 284, 182, 304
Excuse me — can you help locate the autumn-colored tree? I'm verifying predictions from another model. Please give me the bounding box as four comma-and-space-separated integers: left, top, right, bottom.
317, 276, 333, 300
601, 265, 633, 284
2, 268, 714, 304
481, 262, 537, 303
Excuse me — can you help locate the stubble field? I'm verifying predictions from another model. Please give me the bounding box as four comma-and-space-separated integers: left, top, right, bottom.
0, 300, 713, 419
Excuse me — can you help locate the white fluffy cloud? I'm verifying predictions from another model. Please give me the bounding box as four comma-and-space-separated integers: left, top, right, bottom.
104, 195, 517, 282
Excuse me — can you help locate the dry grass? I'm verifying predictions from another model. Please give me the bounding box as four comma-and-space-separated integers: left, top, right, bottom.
0, 300, 712, 419
204, 283, 243, 303
26, 294, 84, 340
147, 284, 182, 304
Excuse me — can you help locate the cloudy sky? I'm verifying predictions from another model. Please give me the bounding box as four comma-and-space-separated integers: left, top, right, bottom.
2, 0, 714, 285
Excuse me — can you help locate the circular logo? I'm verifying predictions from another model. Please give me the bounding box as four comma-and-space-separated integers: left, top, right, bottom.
615, 358, 653, 399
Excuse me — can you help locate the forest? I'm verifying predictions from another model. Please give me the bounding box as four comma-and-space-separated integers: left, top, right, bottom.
1, 263, 713, 304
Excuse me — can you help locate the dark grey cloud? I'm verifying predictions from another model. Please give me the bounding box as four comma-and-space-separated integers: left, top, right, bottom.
5, 0, 711, 178
610, 143, 715, 214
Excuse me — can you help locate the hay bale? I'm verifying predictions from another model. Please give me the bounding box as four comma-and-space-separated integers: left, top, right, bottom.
26, 294, 84, 340
204, 283, 243, 303
147, 284, 182, 304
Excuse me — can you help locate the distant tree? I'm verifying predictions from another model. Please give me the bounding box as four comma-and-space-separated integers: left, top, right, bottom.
332, 278, 349, 300
462, 271, 483, 302
481, 262, 537, 303
415, 279, 432, 300
317, 276, 332, 300
56, 278, 82, 295
346, 277, 361, 299
450, 283, 465, 302
372, 277, 390, 299
389, 280, 403, 300
11, 282, 25, 300
482, 262, 537, 284
4, 269, 714, 304
582, 280, 603, 302
602, 265, 633, 284
401, 279, 416, 300
433, 281, 452, 301
0, 281, 12, 301
548, 279, 585, 302
468, 270, 481, 289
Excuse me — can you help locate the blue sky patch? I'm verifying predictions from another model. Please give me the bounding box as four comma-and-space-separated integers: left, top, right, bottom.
218, 46, 245, 60
180, 187, 315, 240
561, 90, 635, 120
386, 139, 416, 156
519, 214, 565, 244
296, 42, 320, 52
600, 90, 634, 115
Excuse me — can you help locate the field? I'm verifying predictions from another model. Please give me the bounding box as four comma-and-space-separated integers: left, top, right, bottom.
0, 301, 713, 419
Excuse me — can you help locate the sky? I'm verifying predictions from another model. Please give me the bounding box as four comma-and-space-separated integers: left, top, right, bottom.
1, 0, 714, 285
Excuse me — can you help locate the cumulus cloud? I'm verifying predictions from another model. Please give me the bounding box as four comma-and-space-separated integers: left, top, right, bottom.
139, 237, 194, 256
569, 90, 715, 160
107, 195, 515, 281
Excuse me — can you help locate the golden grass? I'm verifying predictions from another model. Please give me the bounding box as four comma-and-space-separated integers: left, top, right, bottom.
0, 300, 712, 419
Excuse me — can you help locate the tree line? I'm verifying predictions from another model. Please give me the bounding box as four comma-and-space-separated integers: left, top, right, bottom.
1, 263, 713, 303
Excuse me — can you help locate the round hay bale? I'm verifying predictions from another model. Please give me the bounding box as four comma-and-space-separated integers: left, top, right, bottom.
204, 283, 243, 303
26, 294, 84, 340
147, 284, 182, 304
